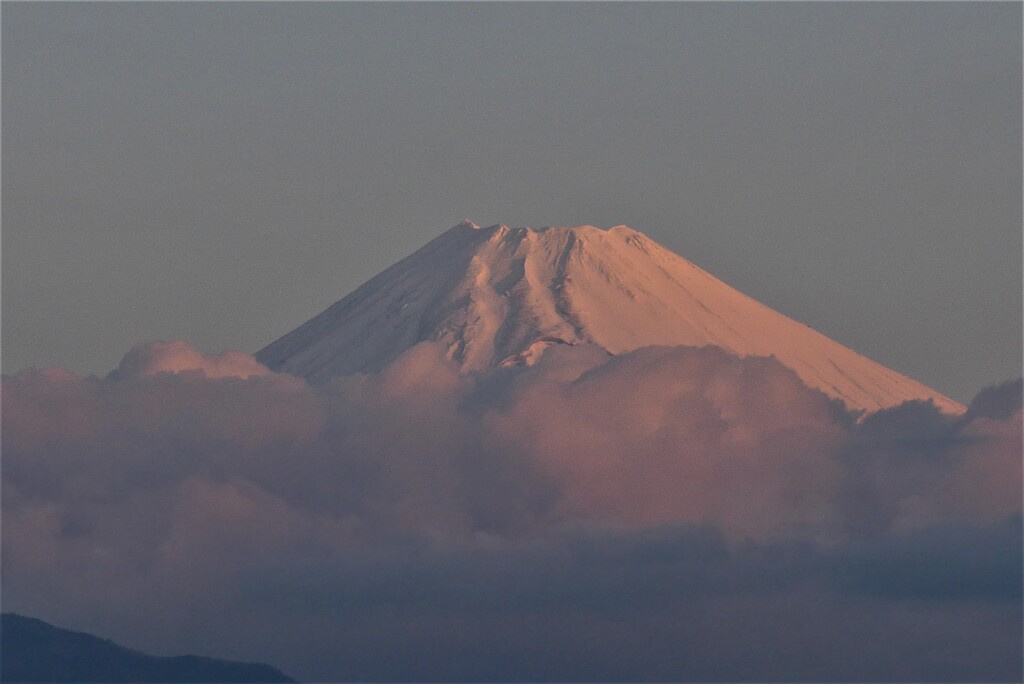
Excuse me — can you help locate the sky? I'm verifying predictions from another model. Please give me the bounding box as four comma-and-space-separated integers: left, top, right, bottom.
2, 2, 1021, 402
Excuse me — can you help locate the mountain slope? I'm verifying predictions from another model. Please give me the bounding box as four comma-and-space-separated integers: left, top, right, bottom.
257, 221, 963, 414
0, 614, 294, 683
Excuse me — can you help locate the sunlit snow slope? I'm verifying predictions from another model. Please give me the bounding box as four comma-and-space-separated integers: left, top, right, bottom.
257, 221, 963, 414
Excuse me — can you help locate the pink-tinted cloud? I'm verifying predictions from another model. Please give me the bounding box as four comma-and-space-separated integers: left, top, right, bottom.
112, 340, 272, 380
484, 346, 850, 538
2, 340, 1020, 681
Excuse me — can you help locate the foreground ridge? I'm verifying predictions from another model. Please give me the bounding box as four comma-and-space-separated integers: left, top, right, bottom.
0, 613, 294, 683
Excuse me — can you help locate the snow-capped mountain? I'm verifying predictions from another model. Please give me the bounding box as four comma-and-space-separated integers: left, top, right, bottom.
256, 221, 963, 414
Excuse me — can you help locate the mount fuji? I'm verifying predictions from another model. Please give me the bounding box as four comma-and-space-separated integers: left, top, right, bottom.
256, 221, 962, 414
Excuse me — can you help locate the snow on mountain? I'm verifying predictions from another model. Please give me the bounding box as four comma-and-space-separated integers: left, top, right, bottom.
256, 221, 964, 414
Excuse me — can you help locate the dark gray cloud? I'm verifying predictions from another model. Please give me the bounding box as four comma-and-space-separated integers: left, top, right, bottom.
232, 516, 1021, 681
3, 341, 1021, 681
832, 514, 1022, 603
967, 377, 1024, 421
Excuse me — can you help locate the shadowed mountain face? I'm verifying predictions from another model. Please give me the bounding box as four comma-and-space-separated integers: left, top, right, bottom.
257, 222, 963, 414
0, 614, 294, 683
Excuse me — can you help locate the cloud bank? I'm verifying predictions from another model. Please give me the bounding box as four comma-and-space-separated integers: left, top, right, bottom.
3, 341, 1021, 681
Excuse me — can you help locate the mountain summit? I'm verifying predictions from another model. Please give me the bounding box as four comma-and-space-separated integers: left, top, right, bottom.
257, 222, 962, 414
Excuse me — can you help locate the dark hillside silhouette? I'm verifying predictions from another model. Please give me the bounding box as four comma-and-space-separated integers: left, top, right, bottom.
0, 614, 294, 683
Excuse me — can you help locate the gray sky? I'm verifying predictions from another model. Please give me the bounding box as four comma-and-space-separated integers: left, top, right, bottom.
3, 2, 1020, 402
